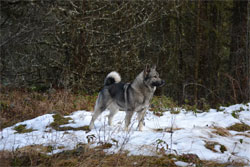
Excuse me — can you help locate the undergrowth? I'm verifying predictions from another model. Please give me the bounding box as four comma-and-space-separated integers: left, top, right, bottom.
227, 123, 250, 132
13, 124, 35, 134
0, 146, 246, 167
0, 88, 97, 129
151, 96, 177, 116
0, 88, 249, 167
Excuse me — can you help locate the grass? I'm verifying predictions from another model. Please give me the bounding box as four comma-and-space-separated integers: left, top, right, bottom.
227, 123, 250, 132
212, 126, 231, 137
231, 107, 244, 119
57, 125, 91, 132
204, 141, 227, 153
13, 124, 35, 134
0, 146, 177, 167
1, 146, 246, 167
177, 153, 200, 164
0, 88, 97, 129
151, 96, 178, 116
50, 114, 73, 130
1, 88, 249, 167
153, 127, 182, 133
49, 113, 91, 132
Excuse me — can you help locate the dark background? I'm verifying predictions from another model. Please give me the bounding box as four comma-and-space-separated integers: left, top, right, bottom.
1, 0, 249, 108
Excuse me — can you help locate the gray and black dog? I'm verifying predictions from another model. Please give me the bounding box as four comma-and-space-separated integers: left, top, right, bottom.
89, 65, 165, 131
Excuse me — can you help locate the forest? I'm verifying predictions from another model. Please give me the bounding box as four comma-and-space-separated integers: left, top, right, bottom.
1, 0, 250, 107
1, 1, 250, 166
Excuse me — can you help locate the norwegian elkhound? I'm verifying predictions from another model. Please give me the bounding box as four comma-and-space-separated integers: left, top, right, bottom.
89, 65, 165, 131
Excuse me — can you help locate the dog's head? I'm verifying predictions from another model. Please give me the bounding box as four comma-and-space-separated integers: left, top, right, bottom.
143, 65, 165, 88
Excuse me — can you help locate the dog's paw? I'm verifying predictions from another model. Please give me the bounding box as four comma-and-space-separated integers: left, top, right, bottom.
89, 123, 94, 130
124, 126, 129, 132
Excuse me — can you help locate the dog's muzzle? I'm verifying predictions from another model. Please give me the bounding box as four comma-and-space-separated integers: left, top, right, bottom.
159, 80, 165, 87
152, 80, 165, 87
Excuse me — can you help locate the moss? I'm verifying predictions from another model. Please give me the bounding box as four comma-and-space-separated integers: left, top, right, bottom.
13, 124, 34, 134
231, 110, 240, 119
220, 145, 227, 153
231, 107, 245, 119
58, 125, 90, 132
50, 114, 72, 130
239, 139, 243, 144
227, 123, 250, 132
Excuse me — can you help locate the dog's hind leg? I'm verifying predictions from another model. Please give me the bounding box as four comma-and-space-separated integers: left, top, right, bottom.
89, 106, 103, 129
89, 93, 108, 129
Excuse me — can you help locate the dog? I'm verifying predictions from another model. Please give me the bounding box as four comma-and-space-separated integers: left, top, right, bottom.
89, 65, 165, 131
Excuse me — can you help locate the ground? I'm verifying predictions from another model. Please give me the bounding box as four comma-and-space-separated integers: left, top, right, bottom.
1, 102, 250, 166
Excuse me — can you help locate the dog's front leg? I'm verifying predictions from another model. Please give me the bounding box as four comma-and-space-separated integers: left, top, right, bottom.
137, 109, 146, 131
125, 111, 133, 131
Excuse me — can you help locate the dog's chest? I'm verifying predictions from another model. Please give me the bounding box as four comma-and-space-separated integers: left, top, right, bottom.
138, 92, 153, 107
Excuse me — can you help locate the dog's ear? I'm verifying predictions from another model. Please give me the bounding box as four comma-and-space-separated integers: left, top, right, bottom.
144, 64, 150, 76
152, 64, 156, 70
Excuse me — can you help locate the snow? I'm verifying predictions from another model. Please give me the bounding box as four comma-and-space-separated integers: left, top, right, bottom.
175, 161, 191, 167
1, 103, 250, 165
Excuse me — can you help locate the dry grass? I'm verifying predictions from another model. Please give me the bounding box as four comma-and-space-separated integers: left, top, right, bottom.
1, 147, 247, 167
0, 88, 97, 129
212, 126, 231, 137
227, 123, 250, 132
0, 146, 177, 167
204, 141, 227, 153
201, 160, 246, 167
0, 88, 249, 167
153, 127, 182, 133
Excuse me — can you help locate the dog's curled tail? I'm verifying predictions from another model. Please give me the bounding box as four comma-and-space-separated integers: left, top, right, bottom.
104, 71, 121, 86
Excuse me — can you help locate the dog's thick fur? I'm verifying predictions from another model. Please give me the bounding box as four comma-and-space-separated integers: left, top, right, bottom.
89, 65, 165, 131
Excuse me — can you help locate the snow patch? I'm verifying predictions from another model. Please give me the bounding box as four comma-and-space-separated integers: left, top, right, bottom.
1, 103, 250, 164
